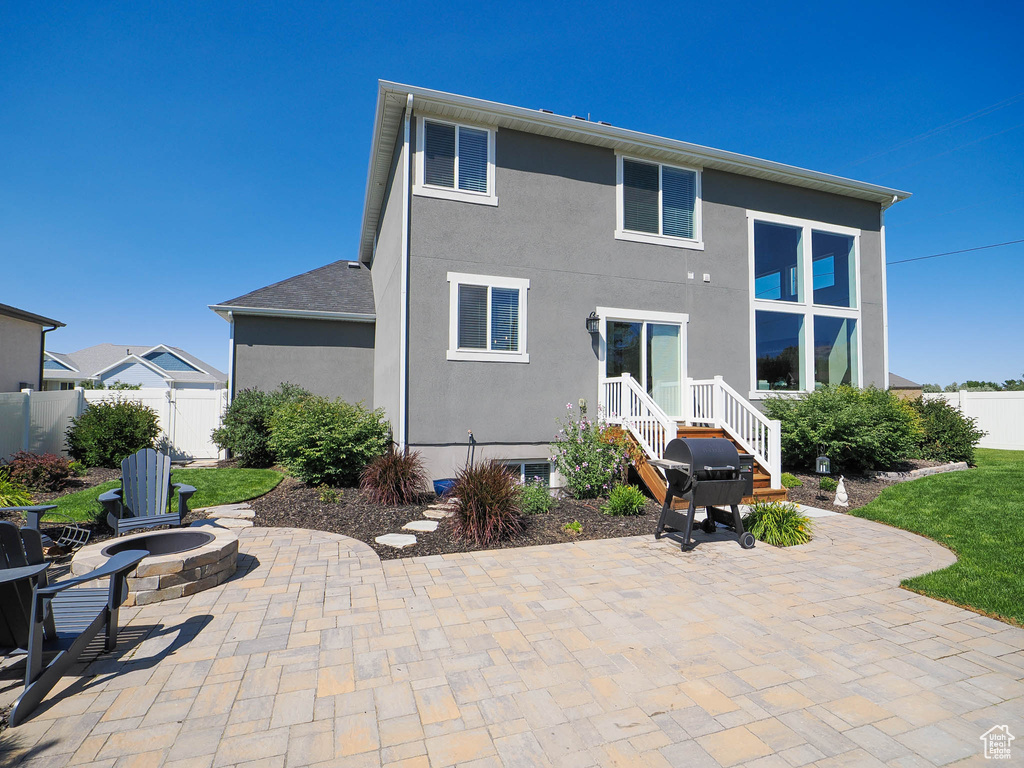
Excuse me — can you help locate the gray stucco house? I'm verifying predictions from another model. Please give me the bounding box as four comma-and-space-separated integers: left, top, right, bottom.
0, 303, 64, 392
43, 344, 226, 390
213, 81, 909, 491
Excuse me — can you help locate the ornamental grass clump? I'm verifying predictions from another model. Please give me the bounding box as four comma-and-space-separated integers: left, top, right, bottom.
451, 461, 524, 546
0, 468, 31, 508
743, 501, 813, 547
603, 484, 646, 516
551, 403, 631, 499
360, 447, 427, 505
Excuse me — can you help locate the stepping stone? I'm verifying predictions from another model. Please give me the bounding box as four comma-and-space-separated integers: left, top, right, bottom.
403, 520, 438, 533
211, 508, 255, 519
423, 508, 455, 520
375, 533, 417, 548
207, 517, 253, 529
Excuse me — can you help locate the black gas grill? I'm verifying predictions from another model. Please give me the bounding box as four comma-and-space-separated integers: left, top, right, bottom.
650, 438, 756, 550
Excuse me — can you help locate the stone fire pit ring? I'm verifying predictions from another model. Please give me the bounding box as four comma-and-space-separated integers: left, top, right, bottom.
72, 526, 238, 606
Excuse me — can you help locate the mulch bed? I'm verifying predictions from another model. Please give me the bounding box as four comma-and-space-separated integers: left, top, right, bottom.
31, 466, 120, 503
251, 476, 663, 560
783, 459, 952, 511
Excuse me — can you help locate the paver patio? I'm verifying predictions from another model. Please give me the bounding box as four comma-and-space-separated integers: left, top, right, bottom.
2, 514, 1022, 767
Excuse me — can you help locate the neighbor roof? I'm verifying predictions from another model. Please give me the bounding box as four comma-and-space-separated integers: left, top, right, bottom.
358, 81, 913, 263
888, 373, 922, 389
210, 260, 375, 321
45, 344, 226, 385
0, 302, 64, 328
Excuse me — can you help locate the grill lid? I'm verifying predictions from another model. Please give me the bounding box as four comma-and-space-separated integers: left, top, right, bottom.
663, 438, 740, 472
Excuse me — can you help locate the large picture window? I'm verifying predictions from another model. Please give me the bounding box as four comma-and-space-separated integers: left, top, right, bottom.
749, 212, 861, 393
447, 272, 529, 363
616, 156, 703, 249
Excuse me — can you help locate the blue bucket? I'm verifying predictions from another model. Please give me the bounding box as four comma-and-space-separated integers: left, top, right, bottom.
433, 478, 457, 497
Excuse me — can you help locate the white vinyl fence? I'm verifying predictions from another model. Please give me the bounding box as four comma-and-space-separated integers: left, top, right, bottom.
924, 391, 1024, 450
0, 388, 227, 463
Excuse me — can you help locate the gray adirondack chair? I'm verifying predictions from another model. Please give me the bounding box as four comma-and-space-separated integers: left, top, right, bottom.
98, 449, 196, 535
0, 520, 145, 725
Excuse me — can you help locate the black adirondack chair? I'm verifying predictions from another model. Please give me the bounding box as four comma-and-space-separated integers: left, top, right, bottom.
0, 520, 145, 726
99, 449, 196, 536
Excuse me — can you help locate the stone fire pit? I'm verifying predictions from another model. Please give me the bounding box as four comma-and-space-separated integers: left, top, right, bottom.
72, 526, 238, 606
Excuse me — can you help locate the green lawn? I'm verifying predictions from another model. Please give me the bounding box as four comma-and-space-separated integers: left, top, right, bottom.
852, 448, 1024, 625
37, 468, 283, 525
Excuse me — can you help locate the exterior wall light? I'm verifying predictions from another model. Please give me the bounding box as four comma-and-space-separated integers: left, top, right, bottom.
586, 311, 600, 334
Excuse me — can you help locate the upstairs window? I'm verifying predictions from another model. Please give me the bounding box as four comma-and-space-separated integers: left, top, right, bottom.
616, 156, 702, 249
447, 272, 529, 363
416, 118, 497, 206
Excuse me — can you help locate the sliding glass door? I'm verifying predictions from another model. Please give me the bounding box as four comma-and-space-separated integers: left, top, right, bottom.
605, 319, 683, 418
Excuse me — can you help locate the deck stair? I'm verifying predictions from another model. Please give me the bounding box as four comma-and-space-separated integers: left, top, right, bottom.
600, 373, 786, 507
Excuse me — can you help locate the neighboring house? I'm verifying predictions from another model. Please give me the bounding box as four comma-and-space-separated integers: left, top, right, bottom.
888, 372, 922, 400
213, 81, 910, 492
0, 303, 64, 392
42, 344, 226, 390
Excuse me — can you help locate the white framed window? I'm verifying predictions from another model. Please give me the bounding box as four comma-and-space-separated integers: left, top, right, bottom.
504, 461, 552, 486
447, 272, 529, 363
415, 117, 497, 206
615, 155, 703, 250
748, 211, 862, 397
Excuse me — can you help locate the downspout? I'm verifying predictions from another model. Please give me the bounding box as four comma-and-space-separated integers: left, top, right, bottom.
227, 311, 235, 404
38, 325, 58, 390
398, 94, 412, 450
880, 194, 897, 390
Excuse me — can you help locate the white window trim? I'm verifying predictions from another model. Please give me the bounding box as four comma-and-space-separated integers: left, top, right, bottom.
414, 116, 498, 207
615, 153, 704, 250
747, 211, 863, 399
447, 272, 529, 363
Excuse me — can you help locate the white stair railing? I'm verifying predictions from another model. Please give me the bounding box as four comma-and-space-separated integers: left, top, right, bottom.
685, 375, 781, 489
600, 373, 674, 462
600, 373, 782, 489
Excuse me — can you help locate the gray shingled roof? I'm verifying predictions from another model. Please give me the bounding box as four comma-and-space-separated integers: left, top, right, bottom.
47, 344, 226, 385
888, 372, 921, 389
214, 260, 375, 316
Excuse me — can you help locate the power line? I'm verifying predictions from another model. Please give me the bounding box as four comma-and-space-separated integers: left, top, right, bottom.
841, 91, 1024, 170
887, 239, 1024, 265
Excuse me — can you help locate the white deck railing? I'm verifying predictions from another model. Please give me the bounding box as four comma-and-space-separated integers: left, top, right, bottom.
600, 374, 782, 489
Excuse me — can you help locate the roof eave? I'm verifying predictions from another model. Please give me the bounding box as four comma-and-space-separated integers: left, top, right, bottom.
209, 304, 377, 323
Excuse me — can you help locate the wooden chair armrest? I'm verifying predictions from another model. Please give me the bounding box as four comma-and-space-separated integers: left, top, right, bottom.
0, 563, 49, 585
37, 550, 146, 597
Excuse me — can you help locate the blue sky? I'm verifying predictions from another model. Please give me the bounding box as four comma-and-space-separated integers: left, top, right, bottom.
3, 1, 1022, 386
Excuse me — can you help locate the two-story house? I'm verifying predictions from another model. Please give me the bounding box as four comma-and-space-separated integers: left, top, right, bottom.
212, 81, 910, 496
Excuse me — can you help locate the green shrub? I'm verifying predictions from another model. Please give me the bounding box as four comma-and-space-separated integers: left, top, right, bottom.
212, 384, 310, 467
66, 398, 161, 468
603, 484, 646, 516
318, 485, 340, 504
0, 468, 31, 507
520, 480, 554, 515
268, 395, 389, 486
551, 403, 632, 499
910, 396, 986, 464
452, 461, 524, 546
68, 460, 87, 477
763, 385, 921, 472
780, 472, 803, 488
6, 451, 72, 491
360, 447, 427, 505
743, 501, 813, 546
563, 520, 582, 534
819, 476, 838, 492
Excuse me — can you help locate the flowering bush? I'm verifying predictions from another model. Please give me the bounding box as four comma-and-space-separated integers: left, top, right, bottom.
551, 403, 631, 499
